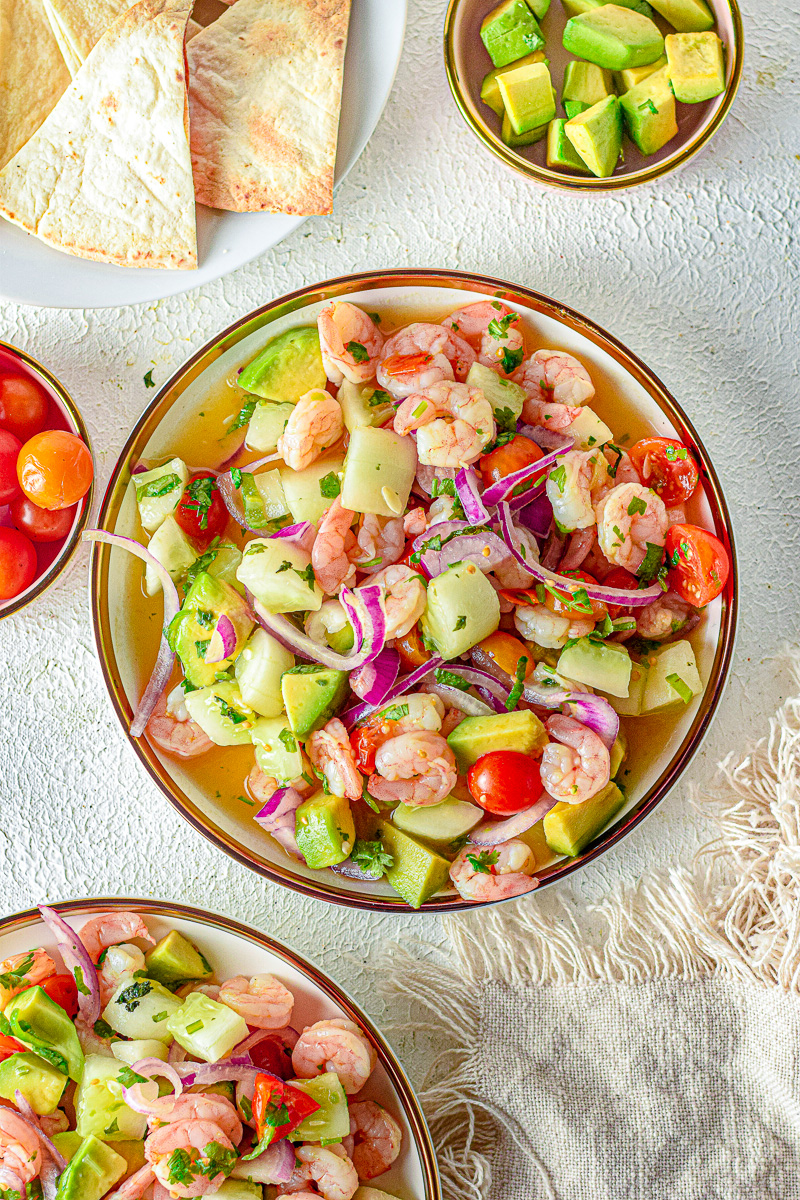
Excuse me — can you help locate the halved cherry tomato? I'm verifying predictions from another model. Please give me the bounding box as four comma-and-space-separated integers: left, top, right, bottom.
10, 496, 77, 543
0, 527, 37, 600
475, 631, 533, 679
249, 1037, 292, 1080
628, 437, 699, 507
252, 1073, 319, 1149
467, 750, 543, 816
0, 428, 22, 504
395, 623, 430, 672
40, 974, 79, 1019
479, 435, 543, 488
0, 373, 50, 442
17, 430, 93, 510
542, 569, 607, 621
0, 1034, 27, 1064
351, 723, 384, 774
601, 566, 640, 619
665, 524, 730, 607
175, 470, 228, 549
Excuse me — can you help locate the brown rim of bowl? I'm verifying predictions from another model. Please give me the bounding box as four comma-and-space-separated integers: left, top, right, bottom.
0, 341, 94, 622
442, 0, 744, 192
0, 896, 441, 1200
90, 268, 738, 913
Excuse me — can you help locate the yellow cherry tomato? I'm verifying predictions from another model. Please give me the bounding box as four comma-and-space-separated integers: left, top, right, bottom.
17, 430, 93, 511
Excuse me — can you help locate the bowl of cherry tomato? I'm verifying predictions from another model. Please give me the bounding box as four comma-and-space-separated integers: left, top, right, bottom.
0, 342, 94, 618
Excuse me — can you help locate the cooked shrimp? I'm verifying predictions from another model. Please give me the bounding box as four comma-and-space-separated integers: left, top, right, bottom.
348, 1100, 402, 1180
449, 840, 538, 902
369, 563, 427, 639
545, 449, 611, 532
98, 942, 146, 1006
351, 513, 405, 573
635, 591, 692, 640
39, 1110, 69, 1137
313, 496, 358, 595
278, 389, 344, 472
606, 447, 641, 487
514, 349, 595, 407
395, 381, 494, 469
80, 911, 155, 963
308, 718, 363, 801
444, 301, 524, 372
540, 714, 610, 804
369, 731, 457, 807
143, 1093, 242, 1142
146, 687, 213, 758
106, 1163, 157, 1199
426, 494, 458, 525
514, 602, 595, 650
440, 706, 466, 737
403, 507, 427, 537
292, 1018, 377, 1095
218, 974, 294, 1030
377, 323, 476, 399
318, 302, 385, 385
294, 1144, 358, 1200
595, 482, 668, 574
357, 693, 445, 760
492, 525, 540, 590
0, 1106, 42, 1184
0, 948, 56, 1009
145, 1118, 235, 1197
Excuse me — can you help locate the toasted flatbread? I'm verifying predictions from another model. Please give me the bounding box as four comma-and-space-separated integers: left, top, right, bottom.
188, 0, 351, 215
0, 0, 197, 270
40, 0, 139, 75
0, 0, 72, 170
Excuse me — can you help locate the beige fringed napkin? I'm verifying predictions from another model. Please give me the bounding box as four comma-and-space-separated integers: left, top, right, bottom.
384, 667, 800, 1200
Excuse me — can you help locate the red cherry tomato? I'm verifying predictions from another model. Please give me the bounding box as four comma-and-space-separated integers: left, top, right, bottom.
17, 430, 93, 510
0, 373, 49, 442
602, 566, 640, 619
351, 724, 384, 775
0, 1034, 27, 1064
10, 496, 76, 543
467, 750, 544, 816
480, 435, 543, 488
40, 974, 79, 1019
252, 1073, 320, 1149
0, 428, 22, 504
394, 624, 430, 673
628, 437, 700, 507
175, 470, 228, 549
665, 524, 730, 607
249, 1037, 292, 1080
0, 527, 37, 600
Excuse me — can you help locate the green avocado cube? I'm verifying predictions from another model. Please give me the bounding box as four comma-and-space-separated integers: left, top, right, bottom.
501, 111, 550, 146
547, 119, 592, 171
0, 1051, 67, 1114
620, 65, 678, 154
564, 94, 623, 177
480, 0, 545, 69
480, 50, 547, 116
563, 99, 590, 118
281, 665, 349, 738
446, 709, 547, 772
145, 930, 213, 988
52, 1131, 84, 1163
563, 0, 655, 15
614, 53, 666, 91
563, 60, 615, 109
54, 1135, 127, 1200
648, 0, 715, 31
497, 61, 556, 134
5, 986, 84, 1083
665, 31, 726, 102
563, 6, 665, 70
544, 781, 626, 856
237, 326, 326, 402
378, 823, 451, 909
295, 790, 356, 869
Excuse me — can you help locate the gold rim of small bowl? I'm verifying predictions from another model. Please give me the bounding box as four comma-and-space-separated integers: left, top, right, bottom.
90, 268, 738, 912
0, 896, 441, 1200
0, 342, 94, 622
442, 0, 744, 192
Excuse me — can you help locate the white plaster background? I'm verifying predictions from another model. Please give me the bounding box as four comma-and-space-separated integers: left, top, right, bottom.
0, 0, 798, 1094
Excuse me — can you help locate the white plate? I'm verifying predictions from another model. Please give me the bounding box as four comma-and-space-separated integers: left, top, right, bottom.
0, 0, 407, 310
0, 899, 439, 1200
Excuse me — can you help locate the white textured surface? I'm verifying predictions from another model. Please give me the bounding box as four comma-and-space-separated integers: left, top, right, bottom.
1, 0, 799, 1095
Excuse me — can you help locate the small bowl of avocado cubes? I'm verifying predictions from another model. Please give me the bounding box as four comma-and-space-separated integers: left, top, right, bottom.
443, 0, 743, 188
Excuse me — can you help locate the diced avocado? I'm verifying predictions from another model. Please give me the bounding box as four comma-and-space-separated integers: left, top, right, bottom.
288, 1073, 350, 1141
563, 6, 665, 70
524, 0, 550, 17
557, 637, 632, 696
214, 1182, 263, 1199
497, 61, 556, 135
74, 1055, 148, 1142
111, 1039, 169, 1066
0, 1051, 67, 1114
465, 363, 527, 421
109, 1139, 146, 1177
341, 426, 417, 519
563, 0, 655, 14
281, 665, 349, 738
393, 797, 484, 849
145, 931, 213, 988
337, 379, 395, 433
480, 50, 547, 115
420, 562, 500, 660
547, 119, 592, 170
55, 1135, 127, 1200
610, 728, 628, 778
102, 978, 183, 1043
245, 400, 296, 453
378, 823, 451, 909
563, 60, 615, 111
168, 570, 252, 687
565, 95, 623, 176
295, 790, 356, 869
665, 31, 725, 102
501, 111, 550, 147
251, 715, 304, 783
5, 986, 84, 1083
237, 326, 326, 402
447, 709, 547, 772
614, 53, 666, 91
649, 0, 715, 31
235, 627, 295, 718
641, 639, 702, 713
564, 99, 590, 119
480, 0, 545, 69
602, 657, 647, 715
166, 991, 248, 1063
134, 457, 189, 534
144, 514, 197, 596
184, 679, 256, 748
52, 1131, 84, 1162
563, 406, 613, 449
544, 780, 626, 856
353, 1189, 404, 1200
620, 64, 678, 153
236, 537, 323, 614
279, 450, 346, 525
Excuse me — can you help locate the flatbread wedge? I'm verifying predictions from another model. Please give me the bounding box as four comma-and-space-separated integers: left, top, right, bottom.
188, 0, 352, 215
0, 0, 72, 170
0, 0, 197, 269
40, 0, 139, 76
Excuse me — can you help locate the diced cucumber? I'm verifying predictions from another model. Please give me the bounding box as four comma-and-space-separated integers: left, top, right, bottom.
338, 379, 395, 433
281, 665, 349, 738
5, 986, 84, 1083
341, 426, 417, 518
557, 638, 632, 697
544, 781, 626, 857
564, 406, 613, 449
133, 457, 188, 534
214, 1182, 263, 1199
165, 992, 248, 1063
111, 1040, 169, 1066
288, 1073, 350, 1141
54, 1135, 127, 1200
245, 400, 295, 453
447, 709, 548, 771
641, 639, 702, 713
279, 451, 346, 525
235, 627, 295, 717
192, 542, 244, 593
146, 930, 214, 988
236, 537, 323, 614
465, 362, 526, 421
144, 514, 197, 596
251, 715, 304, 784
237, 326, 326, 402
378, 823, 451, 908
184, 679, 256, 747
253, 468, 290, 521
393, 797, 484, 848
420, 562, 500, 660
74, 1055, 149, 1141
602, 658, 647, 716
0, 1051, 67, 1114
295, 790, 355, 868
101, 978, 182, 1043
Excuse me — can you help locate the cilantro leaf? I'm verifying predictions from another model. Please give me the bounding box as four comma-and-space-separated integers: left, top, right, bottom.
467, 850, 498, 874
351, 839, 394, 877
346, 341, 370, 364
136, 472, 180, 501
319, 472, 341, 499
143, 370, 155, 388
228, 399, 256, 433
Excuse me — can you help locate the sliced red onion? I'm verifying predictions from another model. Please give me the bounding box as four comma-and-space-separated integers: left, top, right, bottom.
271, 521, 314, 544
566, 693, 620, 749
175, 1057, 268, 1089
481, 445, 570, 509
442, 664, 511, 704
38, 904, 101, 1026
515, 492, 553, 540
560, 528, 595, 573
476, 685, 508, 713
0, 1168, 24, 1193
253, 597, 384, 671
519, 425, 573, 451
231, 1138, 295, 1185
168, 1040, 187, 1064
205, 612, 238, 664
122, 1057, 184, 1111
340, 584, 386, 667
351, 646, 400, 704
412, 519, 474, 552
422, 682, 495, 717
420, 529, 509, 579
468, 795, 557, 846
40, 1157, 59, 1200
455, 467, 490, 525
342, 655, 444, 728
331, 859, 383, 881
83, 530, 180, 737
12, 1092, 68, 1172
255, 786, 305, 861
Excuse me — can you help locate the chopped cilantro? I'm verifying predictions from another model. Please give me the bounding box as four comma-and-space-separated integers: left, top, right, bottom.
216, 698, 247, 724
278, 728, 297, 752
467, 850, 498, 874
167, 1147, 196, 1186
665, 444, 688, 462
183, 475, 218, 531
453, 615, 467, 631
505, 656, 529, 711
94, 1018, 114, 1039
435, 668, 471, 692
296, 562, 316, 591
638, 98, 658, 114
493, 405, 518, 435
500, 346, 524, 374
605, 443, 624, 478
231, 467, 243, 488
185, 538, 221, 590
73, 965, 89, 996
487, 312, 520, 339
195, 638, 211, 659
276, 560, 293, 573
627, 495, 648, 517
368, 388, 392, 407
319, 472, 341, 498
116, 981, 153, 1012
228, 399, 256, 433
361, 782, 380, 814
104, 1118, 120, 1135
143, 369, 155, 388
666, 672, 693, 704
636, 542, 665, 582
549, 464, 567, 493
116, 1066, 147, 1087
368, 312, 382, 324
346, 341, 370, 364
351, 839, 394, 877
380, 702, 410, 722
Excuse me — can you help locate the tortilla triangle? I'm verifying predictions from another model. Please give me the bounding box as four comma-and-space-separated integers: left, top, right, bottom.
40, 0, 139, 75
0, 0, 72, 170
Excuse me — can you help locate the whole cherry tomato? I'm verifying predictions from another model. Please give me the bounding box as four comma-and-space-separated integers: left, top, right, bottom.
249, 1037, 292, 1080
475, 631, 533, 679
467, 750, 544, 816
0, 1034, 27, 1064
0, 428, 22, 504
0, 527, 37, 600
601, 566, 640, 619
480, 435, 543, 488
665, 524, 730, 607
628, 437, 699, 507
10, 496, 77, 543
40, 974, 79, 1019
175, 471, 228, 549
17, 430, 93, 510
0, 373, 50, 442
395, 623, 430, 672
543, 568, 607, 621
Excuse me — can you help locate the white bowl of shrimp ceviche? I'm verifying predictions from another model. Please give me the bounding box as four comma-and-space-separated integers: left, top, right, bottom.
89, 270, 736, 912
0, 899, 439, 1200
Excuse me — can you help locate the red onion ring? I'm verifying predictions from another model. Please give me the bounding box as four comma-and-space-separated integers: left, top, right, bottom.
38, 904, 101, 1026
515, 491, 553, 540
468, 795, 558, 846
331, 859, 383, 881
342, 655, 444, 727
174, 1057, 270, 1089
205, 612, 238, 664
455, 467, 490, 524
518, 425, 573, 451
12, 1091, 68, 1172
422, 682, 494, 717
232, 1137, 295, 1184
254, 787, 305, 861
411, 518, 474, 552
481, 445, 570, 508
420, 529, 508, 579
253, 590, 385, 672
351, 646, 400, 704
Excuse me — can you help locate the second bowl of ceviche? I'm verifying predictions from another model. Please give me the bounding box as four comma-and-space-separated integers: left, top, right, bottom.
90, 270, 736, 911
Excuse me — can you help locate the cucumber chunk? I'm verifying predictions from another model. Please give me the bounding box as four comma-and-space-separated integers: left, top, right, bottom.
341, 426, 417, 518
0, 1051, 67, 1114
393, 796, 484, 849
144, 514, 197, 596
74, 1055, 149, 1141
288, 1073, 350, 1141
250, 715, 304, 784
235, 627, 295, 718
465, 363, 527, 422
641, 639, 702, 713
563, 406, 613, 449
279, 450, 346, 525
338, 380, 395, 433
184, 679, 256, 748
166, 992, 248, 1063
236, 537, 323, 614
111, 1039, 169, 1066
133, 457, 188, 534
544, 781, 626, 856
245, 400, 295, 453
420, 562, 500, 660
557, 638, 632, 697
102, 978, 182, 1043
214, 1182, 263, 1199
